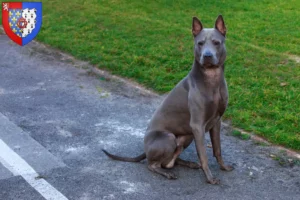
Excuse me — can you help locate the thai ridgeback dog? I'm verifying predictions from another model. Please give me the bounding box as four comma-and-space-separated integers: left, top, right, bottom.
103, 15, 234, 184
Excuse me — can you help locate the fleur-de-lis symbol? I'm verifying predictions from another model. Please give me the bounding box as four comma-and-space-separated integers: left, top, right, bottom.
3, 3, 9, 11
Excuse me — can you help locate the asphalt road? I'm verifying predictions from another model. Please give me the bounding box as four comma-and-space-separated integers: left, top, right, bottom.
0, 33, 299, 200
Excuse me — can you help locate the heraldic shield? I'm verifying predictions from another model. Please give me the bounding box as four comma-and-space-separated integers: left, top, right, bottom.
2, 2, 42, 46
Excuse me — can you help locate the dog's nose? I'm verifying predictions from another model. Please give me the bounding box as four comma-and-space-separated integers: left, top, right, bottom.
203, 51, 213, 58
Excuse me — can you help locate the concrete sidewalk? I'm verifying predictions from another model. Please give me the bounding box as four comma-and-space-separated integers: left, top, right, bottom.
0, 33, 299, 200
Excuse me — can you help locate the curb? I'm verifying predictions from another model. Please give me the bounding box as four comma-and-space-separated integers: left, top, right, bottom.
0, 25, 158, 98
89, 67, 159, 98
222, 123, 300, 159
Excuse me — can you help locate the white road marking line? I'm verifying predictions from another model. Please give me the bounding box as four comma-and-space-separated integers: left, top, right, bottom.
0, 139, 68, 200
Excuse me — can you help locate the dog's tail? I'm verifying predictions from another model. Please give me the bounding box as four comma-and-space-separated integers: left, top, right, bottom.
102, 149, 146, 162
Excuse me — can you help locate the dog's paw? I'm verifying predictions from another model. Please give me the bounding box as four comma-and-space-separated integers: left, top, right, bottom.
165, 172, 177, 180
207, 178, 220, 185
188, 162, 202, 169
220, 165, 234, 171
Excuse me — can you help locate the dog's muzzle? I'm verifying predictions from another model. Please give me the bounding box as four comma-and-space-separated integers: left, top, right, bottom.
201, 51, 217, 66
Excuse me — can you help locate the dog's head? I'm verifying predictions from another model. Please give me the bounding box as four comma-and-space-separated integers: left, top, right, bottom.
192, 15, 226, 67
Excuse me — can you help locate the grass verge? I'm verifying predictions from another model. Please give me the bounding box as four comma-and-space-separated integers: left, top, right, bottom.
231, 130, 251, 140
1, 0, 299, 150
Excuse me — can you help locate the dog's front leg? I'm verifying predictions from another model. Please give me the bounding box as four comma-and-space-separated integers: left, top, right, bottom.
209, 120, 234, 171
189, 100, 220, 184
190, 122, 220, 184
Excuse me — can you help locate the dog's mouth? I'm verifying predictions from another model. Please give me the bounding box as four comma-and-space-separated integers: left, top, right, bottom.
203, 63, 219, 69
201, 57, 218, 68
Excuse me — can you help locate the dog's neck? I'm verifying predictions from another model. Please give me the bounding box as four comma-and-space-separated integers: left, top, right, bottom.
190, 60, 224, 89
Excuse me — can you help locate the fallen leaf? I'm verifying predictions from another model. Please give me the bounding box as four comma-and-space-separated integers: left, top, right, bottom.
280, 82, 288, 86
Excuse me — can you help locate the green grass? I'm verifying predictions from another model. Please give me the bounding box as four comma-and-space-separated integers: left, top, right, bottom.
1, 0, 299, 150
231, 130, 251, 140
253, 141, 269, 147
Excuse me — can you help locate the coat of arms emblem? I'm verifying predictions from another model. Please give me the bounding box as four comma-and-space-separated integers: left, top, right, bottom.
2, 2, 42, 46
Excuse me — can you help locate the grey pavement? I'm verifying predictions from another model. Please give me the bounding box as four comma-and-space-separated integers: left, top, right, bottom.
0, 33, 299, 200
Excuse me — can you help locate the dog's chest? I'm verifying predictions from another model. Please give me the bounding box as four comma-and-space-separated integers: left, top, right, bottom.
203, 70, 227, 117
204, 91, 227, 131
205, 92, 222, 114
204, 68, 222, 86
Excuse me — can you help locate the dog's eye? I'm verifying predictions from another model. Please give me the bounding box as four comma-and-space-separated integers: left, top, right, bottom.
213, 40, 220, 45
198, 41, 204, 46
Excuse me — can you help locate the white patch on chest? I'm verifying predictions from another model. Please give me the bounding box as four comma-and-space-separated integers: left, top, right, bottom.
204, 68, 221, 78
204, 68, 222, 86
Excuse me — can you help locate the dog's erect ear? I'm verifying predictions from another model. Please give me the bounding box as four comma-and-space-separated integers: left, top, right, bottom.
215, 15, 226, 36
192, 17, 203, 37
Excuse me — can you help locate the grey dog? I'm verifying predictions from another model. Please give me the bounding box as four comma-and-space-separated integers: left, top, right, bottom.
103, 15, 234, 184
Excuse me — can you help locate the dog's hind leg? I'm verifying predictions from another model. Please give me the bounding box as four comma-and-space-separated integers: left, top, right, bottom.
175, 157, 201, 169
148, 163, 177, 179
162, 135, 194, 169
169, 135, 200, 169
145, 131, 178, 179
